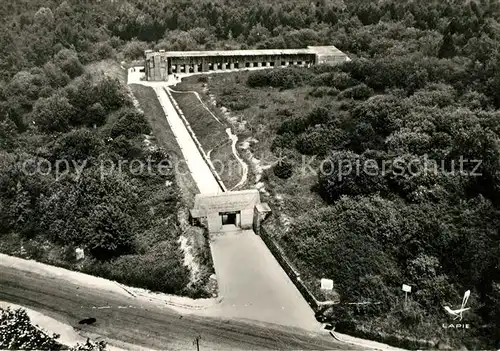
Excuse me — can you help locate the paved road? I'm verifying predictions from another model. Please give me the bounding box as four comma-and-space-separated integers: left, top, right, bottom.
204, 229, 320, 331
0, 261, 357, 350
152, 86, 222, 194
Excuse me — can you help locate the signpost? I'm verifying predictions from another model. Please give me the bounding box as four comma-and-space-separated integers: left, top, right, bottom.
402, 284, 412, 306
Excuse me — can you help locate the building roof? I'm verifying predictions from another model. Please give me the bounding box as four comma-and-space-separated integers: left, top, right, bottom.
145, 46, 347, 59
191, 189, 261, 217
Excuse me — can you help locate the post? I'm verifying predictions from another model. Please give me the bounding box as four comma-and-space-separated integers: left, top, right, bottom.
193, 335, 201, 351
402, 284, 411, 308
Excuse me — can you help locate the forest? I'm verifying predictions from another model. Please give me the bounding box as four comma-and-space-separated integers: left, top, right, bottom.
0, 0, 499, 349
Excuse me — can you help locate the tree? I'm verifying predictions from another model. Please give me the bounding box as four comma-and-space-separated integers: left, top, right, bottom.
283, 195, 401, 300
33, 7, 55, 27
84, 203, 135, 259
0, 307, 106, 350
351, 95, 408, 136
438, 32, 457, 58
50, 128, 103, 162
0, 308, 63, 350
95, 76, 130, 113
0, 118, 17, 150
318, 150, 388, 202
122, 39, 149, 60
32, 94, 75, 133
247, 23, 271, 45
54, 48, 84, 79
109, 108, 150, 139
296, 127, 346, 156
273, 161, 293, 179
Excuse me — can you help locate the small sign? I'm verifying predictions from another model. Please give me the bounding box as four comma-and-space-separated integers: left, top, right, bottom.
321, 278, 334, 290
402, 284, 412, 293
75, 248, 85, 261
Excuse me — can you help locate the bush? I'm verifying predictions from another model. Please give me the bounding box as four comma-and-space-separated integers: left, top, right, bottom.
1, 307, 106, 350
338, 84, 374, 100
54, 48, 84, 79
283, 196, 401, 299
84, 241, 190, 294
247, 68, 312, 89
295, 127, 346, 156
246, 70, 268, 87
122, 40, 149, 60
50, 128, 103, 162
307, 104, 332, 125
296, 128, 335, 155
95, 76, 130, 113
32, 94, 75, 133
273, 161, 294, 179
83, 204, 136, 259
277, 117, 307, 135
308, 86, 340, 97
109, 108, 151, 139
318, 150, 388, 202
271, 132, 296, 151
312, 71, 358, 90
1, 308, 63, 350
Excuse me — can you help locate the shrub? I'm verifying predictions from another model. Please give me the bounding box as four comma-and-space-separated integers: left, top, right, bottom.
83, 241, 190, 294
32, 94, 75, 133
308, 86, 340, 97
312, 71, 358, 90
271, 132, 296, 151
246, 70, 269, 87
296, 127, 346, 156
338, 84, 374, 100
122, 40, 149, 60
109, 108, 151, 139
1, 308, 63, 350
95, 76, 130, 113
273, 161, 294, 179
318, 150, 388, 202
307, 104, 332, 125
1, 307, 106, 350
283, 196, 401, 299
54, 48, 84, 79
50, 128, 103, 162
86, 102, 107, 127
277, 117, 307, 135
247, 68, 312, 89
275, 107, 293, 117
83, 204, 136, 260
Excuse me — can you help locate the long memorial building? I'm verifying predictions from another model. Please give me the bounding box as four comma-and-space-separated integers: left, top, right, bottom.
144, 45, 350, 81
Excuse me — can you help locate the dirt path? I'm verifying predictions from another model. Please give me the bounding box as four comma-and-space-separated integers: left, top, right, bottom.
225, 127, 248, 190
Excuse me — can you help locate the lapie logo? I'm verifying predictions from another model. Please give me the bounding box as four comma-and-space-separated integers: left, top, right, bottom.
442, 290, 471, 329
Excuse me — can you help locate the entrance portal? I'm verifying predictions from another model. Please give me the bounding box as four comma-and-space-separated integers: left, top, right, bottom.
220, 211, 240, 226
190, 189, 270, 233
